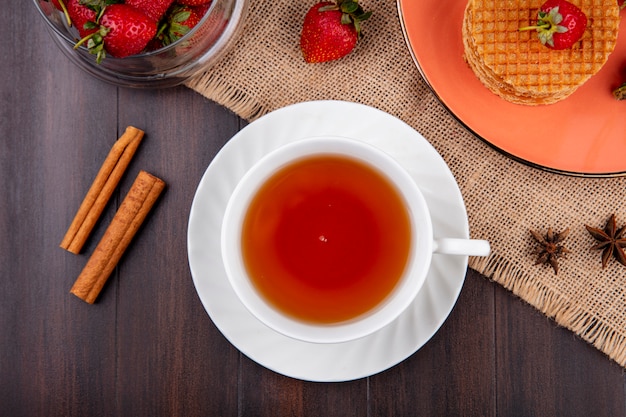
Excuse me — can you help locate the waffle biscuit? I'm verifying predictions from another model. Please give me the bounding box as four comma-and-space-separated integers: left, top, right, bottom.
463, 0, 620, 105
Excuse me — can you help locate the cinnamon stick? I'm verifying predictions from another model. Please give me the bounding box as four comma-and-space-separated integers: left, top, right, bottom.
60, 126, 144, 254
70, 170, 165, 304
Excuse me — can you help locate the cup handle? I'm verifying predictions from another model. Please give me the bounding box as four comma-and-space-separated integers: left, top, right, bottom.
433, 238, 491, 257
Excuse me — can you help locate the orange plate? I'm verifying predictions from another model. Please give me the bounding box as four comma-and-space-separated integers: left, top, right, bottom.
398, 0, 626, 177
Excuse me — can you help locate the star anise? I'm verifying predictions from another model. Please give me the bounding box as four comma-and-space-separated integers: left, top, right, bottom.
530, 227, 570, 274
585, 214, 626, 268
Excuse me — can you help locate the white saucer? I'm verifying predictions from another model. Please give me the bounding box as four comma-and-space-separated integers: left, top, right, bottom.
187, 100, 469, 382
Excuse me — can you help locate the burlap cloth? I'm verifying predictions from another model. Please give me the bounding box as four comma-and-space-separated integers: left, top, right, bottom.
186, 0, 626, 366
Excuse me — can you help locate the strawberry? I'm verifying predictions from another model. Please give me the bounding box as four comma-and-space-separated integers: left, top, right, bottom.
75, 4, 157, 62
66, 0, 98, 38
177, 0, 212, 5
50, 0, 64, 10
151, 3, 209, 48
519, 0, 587, 50
299, 0, 371, 63
125, 0, 175, 22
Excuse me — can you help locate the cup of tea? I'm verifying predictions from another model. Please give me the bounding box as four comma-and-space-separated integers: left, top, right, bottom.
221, 136, 489, 344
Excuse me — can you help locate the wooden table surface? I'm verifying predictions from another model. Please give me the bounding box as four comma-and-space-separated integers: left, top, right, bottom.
2, 2, 625, 416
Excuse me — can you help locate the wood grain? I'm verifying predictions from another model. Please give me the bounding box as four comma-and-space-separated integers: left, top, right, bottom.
1, 2, 624, 415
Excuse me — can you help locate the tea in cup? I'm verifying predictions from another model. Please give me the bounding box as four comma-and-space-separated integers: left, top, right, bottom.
221, 136, 489, 343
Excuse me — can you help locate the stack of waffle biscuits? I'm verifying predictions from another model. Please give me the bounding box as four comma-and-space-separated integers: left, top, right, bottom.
462, 0, 620, 105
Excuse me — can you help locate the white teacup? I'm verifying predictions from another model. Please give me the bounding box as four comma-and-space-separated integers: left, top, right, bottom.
221, 136, 489, 344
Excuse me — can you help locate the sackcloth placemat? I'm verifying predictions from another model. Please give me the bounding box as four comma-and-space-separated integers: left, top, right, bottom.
185, 0, 626, 366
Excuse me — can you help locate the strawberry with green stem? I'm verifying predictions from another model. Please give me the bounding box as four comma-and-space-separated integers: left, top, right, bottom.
66, 0, 99, 38
74, 4, 157, 63
67, 0, 123, 38
300, 0, 371, 63
519, 0, 587, 50
152, 3, 208, 48
519, 0, 587, 49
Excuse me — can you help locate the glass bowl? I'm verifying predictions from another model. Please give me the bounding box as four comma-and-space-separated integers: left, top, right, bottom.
33, 0, 248, 88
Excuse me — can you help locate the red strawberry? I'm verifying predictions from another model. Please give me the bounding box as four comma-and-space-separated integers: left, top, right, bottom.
75, 4, 157, 62
193, 3, 211, 18
519, 0, 587, 50
66, 0, 98, 38
125, 0, 175, 22
50, 0, 67, 13
177, 0, 212, 6
299, 0, 371, 63
50, 0, 65, 11
151, 3, 209, 48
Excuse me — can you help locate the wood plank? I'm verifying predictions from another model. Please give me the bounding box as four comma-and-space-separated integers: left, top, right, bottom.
4, 2, 626, 415
114, 87, 242, 415
369, 269, 496, 416
494, 281, 626, 417
1, 3, 119, 415
239, 359, 368, 417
